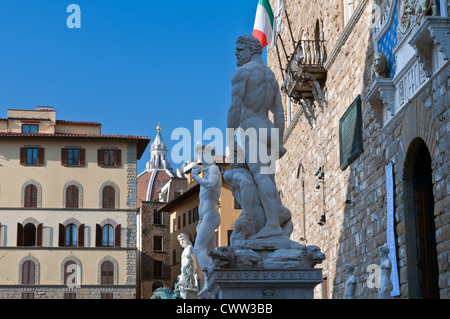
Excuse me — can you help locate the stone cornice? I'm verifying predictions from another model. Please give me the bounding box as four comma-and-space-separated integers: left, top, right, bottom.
324, 0, 370, 70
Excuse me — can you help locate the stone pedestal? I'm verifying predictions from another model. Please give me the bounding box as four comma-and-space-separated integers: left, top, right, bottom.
199, 268, 323, 299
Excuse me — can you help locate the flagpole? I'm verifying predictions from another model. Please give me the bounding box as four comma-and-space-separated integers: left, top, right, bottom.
278, 34, 289, 61
275, 41, 285, 79
285, 11, 296, 48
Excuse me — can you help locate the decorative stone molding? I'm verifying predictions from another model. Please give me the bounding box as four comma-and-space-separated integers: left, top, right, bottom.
98, 180, 120, 209
99, 218, 119, 228
409, 17, 450, 76
364, 78, 396, 122
62, 180, 84, 208
61, 217, 82, 227
18, 255, 40, 285
324, 0, 370, 69
20, 179, 42, 208
21, 217, 40, 227
97, 256, 119, 285
201, 268, 323, 299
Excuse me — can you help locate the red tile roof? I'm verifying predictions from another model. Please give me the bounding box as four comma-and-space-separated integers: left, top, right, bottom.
56, 120, 102, 125
0, 132, 150, 159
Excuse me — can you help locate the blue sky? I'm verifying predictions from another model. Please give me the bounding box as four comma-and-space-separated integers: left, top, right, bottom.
0, 0, 268, 173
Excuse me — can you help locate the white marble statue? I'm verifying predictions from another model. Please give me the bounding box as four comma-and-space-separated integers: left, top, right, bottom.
344, 263, 357, 299
415, 0, 437, 25
378, 244, 393, 299
176, 233, 199, 299
227, 34, 291, 240
192, 143, 222, 273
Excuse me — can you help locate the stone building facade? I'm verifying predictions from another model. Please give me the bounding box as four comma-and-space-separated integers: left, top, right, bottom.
268, 0, 449, 298
0, 106, 150, 299
136, 125, 188, 298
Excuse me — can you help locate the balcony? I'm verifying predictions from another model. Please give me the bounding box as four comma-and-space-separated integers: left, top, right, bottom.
281, 39, 328, 104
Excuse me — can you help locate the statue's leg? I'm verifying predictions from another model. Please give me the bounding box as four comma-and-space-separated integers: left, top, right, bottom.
251, 172, 284, 238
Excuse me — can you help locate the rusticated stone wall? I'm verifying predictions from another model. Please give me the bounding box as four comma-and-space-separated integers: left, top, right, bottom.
268, 0, 449, 299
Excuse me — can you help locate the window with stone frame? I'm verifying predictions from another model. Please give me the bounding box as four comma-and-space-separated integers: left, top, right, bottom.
20, 147, 44, 166
97, 149, 121, 167
24, 184, 38, 208
102, 185, 115, 209
65, 185, 79, 209
153, 235, 163, 251
153, 209, 163, 225
100, 261, 114, 285
22, 260, 35, 284
61, 148, 85, 166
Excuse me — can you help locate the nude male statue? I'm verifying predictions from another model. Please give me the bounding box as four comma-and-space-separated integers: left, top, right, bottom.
176, 233, 199, 299
191, 143, 222, 272
227, 35, 289, 239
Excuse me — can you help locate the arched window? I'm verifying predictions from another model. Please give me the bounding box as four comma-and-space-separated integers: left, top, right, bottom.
66, 185, 79, 209
22, 260, 35, 285
102, 225, 114, 247
65, 224, 77, 247
23, 223, 36, 247
100, 261, 114, 285
24, 184, 38, 208
95, 221, 120, 248
102, 186, 115, 209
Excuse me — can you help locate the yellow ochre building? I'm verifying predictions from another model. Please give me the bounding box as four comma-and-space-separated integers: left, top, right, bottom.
0, 106, 150, 299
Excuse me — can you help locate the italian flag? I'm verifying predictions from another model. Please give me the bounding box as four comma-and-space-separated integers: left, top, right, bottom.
252, 0, 274, 48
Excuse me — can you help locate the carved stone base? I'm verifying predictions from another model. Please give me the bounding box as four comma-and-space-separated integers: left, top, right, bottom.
198, 268, 323, 299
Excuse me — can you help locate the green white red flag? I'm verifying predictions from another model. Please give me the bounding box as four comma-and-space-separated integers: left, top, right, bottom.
252, 0, 274, 49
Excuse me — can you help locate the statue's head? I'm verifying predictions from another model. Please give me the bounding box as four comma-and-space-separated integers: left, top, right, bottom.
373, 52, 387, 75
235, 35, 262, 67
195, 143, 216, 165
177, 232, 191, 247
345, 263, 355, 273
378, 243, 389, 256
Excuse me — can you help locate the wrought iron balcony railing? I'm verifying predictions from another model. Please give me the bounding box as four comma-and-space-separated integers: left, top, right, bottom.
281, 39, 327, 103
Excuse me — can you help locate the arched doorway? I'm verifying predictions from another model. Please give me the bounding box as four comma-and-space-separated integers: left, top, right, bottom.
403, 138, 439, 299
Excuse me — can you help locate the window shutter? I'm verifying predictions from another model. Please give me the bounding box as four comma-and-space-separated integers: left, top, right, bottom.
102, 186, 115, 209
115, 224, 121, 247
37, 148, 45, 165
114, 149, 122, 167
20, 148, 27, 165
95, 224, 102, 247
58, 223, 65, 247
79, 148, 85, 166
17, 223, 23, 246
36, 223, 43, 247
61, 148, 68, 166
97, 149, 104, 166
78, 224, 85, 247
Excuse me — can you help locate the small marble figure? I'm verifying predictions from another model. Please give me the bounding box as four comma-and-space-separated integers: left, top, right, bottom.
378, 244, 393, 299
192, 143, 222, 272
344, 263, 357, 299
177, 233, 199, 299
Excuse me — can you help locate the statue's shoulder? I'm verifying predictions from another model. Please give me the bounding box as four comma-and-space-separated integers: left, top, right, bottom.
232, 65, 251, 81
209, 164, 221, 174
